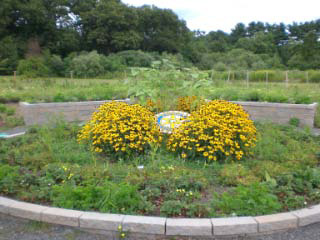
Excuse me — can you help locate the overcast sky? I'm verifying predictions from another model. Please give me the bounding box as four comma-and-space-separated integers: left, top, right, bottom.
122, 0, 320, 33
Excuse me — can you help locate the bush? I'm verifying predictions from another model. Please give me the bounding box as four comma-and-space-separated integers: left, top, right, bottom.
0, 36, 19, 75
167, 100, 257, 162
17, 57, 51, 77
102, 54, 126, 72
43, 50, 66, 76
68, 51, 106, 78
78, 102, 162, 159
308, 70, 320, 83
115, 50, 155, 67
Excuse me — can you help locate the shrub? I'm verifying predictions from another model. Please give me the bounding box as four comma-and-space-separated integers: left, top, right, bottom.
0, 36, 19, 75
115, 50, 155, 67
167, 100, 257, 162
43, 50, 65, 76
78, 102, 162, 159
308, 70, 320, 83
17, 57, 51, 77
102, 55, 126, 72
68, 51, 106, 78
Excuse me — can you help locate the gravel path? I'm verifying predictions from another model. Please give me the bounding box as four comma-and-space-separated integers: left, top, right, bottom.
0, 213, 106, 240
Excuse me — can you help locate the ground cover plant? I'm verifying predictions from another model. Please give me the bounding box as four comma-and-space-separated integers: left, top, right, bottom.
0, 100, 319, 218
0, 103, 24, 131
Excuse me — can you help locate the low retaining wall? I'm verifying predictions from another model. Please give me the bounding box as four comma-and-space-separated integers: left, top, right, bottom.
20, 99, 131, 126
233, 101, 318, 127
1, 196, 320, 239
20, 100, 318, 127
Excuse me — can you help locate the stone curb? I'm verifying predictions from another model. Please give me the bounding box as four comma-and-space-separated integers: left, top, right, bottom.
1, 196, 320, 238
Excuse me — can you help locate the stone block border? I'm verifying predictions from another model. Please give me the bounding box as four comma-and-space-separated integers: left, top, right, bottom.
20, 100, 318, 127
20, 99, 131, 126
1, 196, 320, 238
232, 101, 318, 127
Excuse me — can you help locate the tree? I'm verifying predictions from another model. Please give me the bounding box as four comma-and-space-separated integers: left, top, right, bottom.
206, 30, 230, 52
230, 23, 247, 44
75, 0, 141, 54
137, 5, 191, 53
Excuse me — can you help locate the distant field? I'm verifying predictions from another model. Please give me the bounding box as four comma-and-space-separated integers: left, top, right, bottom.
1, 70, 319, 127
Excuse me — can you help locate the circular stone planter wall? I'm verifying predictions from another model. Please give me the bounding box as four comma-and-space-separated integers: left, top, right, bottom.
1, 196, 320, 239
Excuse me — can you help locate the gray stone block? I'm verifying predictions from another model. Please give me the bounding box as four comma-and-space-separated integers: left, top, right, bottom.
211, 217, 257, 235
255, 212, 298, 232
41, 207, 83, 227
80, 212, 124, 231
292, 205, 320, 226
166, 218, 212, 236
9, 201, 48, 221
122, 215, 166, 235
0, 197, 17, 214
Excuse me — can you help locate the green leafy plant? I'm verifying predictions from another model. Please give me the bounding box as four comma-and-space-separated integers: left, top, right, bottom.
212, 182, 282, 216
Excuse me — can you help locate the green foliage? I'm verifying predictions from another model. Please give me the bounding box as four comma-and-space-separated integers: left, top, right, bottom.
51, 182, 145, 214
17, 57, 51, 77
0, 121, 320, 217
212, 182, 282, 216
219, 164, 260, 186
0, 36, 19, 74
0, 164, 21, 194
67, 51, 106, 78
308, 70, 320, 83
115, 50, 155, 67
289, 118, 300, 127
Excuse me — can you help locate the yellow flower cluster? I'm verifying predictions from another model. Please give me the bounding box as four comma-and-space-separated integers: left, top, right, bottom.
167, 100, 257, 161
77, 102, 162, 158
146, 98, 164, 113
177, 96, 204, 113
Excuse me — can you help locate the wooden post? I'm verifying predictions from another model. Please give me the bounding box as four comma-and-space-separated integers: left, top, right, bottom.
13, 71, 16, 81
246, 70, 249, 88
211, 69, 214, 81
227, 70, 231, 83
306, 71, 309, 84
285, 71, 289, 88
70, 71, 73, 79
266, 71, 268, 85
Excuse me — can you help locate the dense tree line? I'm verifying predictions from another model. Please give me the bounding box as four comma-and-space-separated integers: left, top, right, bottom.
0, 0, 319, 75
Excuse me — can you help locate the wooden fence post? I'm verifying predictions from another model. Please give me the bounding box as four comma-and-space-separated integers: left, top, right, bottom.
211, 69, 214, 81
285, 71, 289, 88
266, 71, 268, 85
246, 70, 249, 88
306, 71, 309, 84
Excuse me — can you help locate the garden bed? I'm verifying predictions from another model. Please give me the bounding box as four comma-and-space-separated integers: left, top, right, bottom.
1, 122, 319, 217
0, 121, 320, 238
